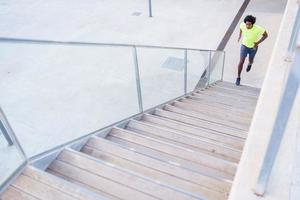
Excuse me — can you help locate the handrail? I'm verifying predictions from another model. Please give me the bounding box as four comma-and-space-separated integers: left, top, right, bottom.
0, 37, 221, 53
254, 5, 300, 196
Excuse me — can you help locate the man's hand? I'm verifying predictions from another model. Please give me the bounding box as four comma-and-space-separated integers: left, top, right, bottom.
253, 42, 259, 49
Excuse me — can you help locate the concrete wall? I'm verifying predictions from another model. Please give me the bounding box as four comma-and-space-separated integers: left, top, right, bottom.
229, 0, 300, 199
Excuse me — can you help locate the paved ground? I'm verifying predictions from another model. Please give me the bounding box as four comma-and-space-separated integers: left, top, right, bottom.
0, 0, 287, 171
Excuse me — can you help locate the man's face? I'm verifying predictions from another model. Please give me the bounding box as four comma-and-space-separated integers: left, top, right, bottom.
245, 21, 253, 29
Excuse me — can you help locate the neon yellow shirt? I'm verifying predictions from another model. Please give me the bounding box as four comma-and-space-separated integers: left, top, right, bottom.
240, 23, 265, 48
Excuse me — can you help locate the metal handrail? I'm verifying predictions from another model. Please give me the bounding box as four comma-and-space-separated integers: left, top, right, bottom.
0, 37, 221, 53
254, 7, 300, 195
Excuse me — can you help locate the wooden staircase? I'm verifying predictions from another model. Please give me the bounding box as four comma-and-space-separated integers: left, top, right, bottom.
0, 81, 260, 200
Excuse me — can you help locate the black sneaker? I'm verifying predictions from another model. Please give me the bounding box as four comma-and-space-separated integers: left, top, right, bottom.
236, 77, 241, 86
246, 64, 252, 72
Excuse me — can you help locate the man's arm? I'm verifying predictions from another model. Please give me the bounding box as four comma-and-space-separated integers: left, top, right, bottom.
238, 29, 242, 42
254, 31, 268, 48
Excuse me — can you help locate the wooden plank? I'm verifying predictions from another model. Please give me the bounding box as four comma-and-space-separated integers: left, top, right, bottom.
48, 160, 158, 200
59, 149, 206, 200
216, 81, 260, 94
172, 101, 252, 126
190, 91, 256, 109
207, 86, 259, 99
154, 108, 248, 138
171, 101, 251, 127
46, 169, 121, 200
1, 186, 40, 200
196, 90, 257, 104
85, 137, 233, 188
187, 94, 255, 113
126, 126, 240, 163
109, 128, 237, 176
142, 114, 244, 150
126, 120, 242, 162
179, 98, 253, 119
81, 146, 229, 200
164, 104, 249, 133
213, 84, 260, 97
12, 175, 75, 200
98, 136, 234, 180
23, 166, 107, 200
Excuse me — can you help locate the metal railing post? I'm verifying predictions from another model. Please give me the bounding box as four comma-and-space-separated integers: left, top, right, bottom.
207, 51, 212, 87
132, 47, 144, 112
0, 107, 27, 158
221, 51, 226, 81
184, 49, 188, 94
148, 0, 153, 17
0, 120, 13, 146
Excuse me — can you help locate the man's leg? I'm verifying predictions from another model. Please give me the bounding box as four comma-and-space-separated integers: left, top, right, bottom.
247, 47, 258, 72
238, 57, 246, 78
236, 45, 247, 86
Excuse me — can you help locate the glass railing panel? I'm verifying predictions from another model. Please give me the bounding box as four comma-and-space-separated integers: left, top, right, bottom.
137, 47, 185, 110
0, 109, 26, 191
0, 42, 140, 157
209, 51, 225, 84
186, 50, 210, 92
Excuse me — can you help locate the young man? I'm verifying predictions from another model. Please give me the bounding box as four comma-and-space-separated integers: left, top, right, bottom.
236, 15, 268, 86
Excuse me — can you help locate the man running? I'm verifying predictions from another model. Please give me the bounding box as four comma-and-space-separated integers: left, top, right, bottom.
236, 15, 268, 86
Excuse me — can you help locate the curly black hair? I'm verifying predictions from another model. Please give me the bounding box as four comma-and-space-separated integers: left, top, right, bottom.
244, 15, 256, 24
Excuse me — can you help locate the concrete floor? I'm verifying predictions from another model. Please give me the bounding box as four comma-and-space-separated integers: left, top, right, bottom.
0, 0, 287, 176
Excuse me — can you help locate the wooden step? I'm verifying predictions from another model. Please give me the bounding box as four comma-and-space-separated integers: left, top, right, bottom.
142, 114, 245, 150
154, 108, 248, 138
85, 136, 233, 188
125, 126, 240, 163
22, 166, 107, 200
198, 89, 257, 103
138, 118, 243, 149
46, 169, 120, 200
212, 84, 260, 98
49, 159, 155, 200
179, 98, 252, 119
172, 101, 251, 126
101, 134, 234, 180
196, 90, 257, 104
205, 86, 259, 99
216, 81, 260, 94
126, 120, 242, 162
164, 104, 249, 133
171, 101, 251, 127
55, 149, 204, 200
1, 187, 39, 200
12, 175, 75, 200
187, 94, 255, 114
81, 145, 229, 199
108, 128, 237, 176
